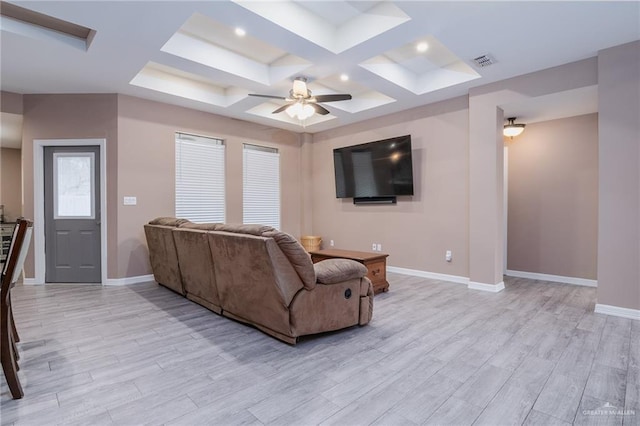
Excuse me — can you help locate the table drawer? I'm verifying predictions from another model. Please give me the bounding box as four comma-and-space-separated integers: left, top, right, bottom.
365, 260, 386, 283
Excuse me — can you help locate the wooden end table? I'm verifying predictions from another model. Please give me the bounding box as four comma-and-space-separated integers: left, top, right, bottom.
309, 248, 389, 294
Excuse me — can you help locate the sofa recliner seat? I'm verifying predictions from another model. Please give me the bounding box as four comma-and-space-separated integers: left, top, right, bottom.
144, 218, 373, 344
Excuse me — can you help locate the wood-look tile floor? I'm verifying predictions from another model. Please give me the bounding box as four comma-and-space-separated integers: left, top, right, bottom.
1, 274, 638, 425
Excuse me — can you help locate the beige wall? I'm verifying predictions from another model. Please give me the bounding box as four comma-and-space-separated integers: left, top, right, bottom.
21, 94, 118, 278
597, 41, 640, 310
1, 91, 23, 115
0, 148, 22, 221
0, 92, 24, 222
468, 98, 506, 287
507, 113, 598, 279
116, 95, 302, 278
311, 96, 470, 278
300, 133, 314, 236
467, 58, 598, 287
20, 94, 303, 279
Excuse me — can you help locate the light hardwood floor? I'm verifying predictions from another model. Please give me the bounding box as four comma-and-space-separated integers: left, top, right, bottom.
1, 274, 638, 425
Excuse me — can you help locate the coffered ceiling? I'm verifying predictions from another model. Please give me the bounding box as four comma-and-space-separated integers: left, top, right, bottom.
1, 1, 638, 134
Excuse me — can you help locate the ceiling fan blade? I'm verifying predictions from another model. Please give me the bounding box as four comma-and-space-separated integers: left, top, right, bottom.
249, 94, 287, 100
313, 94, 352, 103
272, 104, 292, 114
310, 103, 330, 115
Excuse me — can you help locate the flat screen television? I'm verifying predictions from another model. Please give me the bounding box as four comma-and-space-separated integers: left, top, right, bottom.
333, 135, 414, 200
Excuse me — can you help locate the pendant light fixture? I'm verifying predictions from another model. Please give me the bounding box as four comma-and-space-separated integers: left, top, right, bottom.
503, 117, 526, 138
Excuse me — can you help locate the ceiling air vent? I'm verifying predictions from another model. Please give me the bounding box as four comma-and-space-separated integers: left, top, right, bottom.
472, 54, 495, 68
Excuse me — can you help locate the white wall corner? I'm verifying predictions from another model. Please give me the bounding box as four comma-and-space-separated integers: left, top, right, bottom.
468, 281, 505, 293
594, 304, 640, 321
105, 274, 155, 286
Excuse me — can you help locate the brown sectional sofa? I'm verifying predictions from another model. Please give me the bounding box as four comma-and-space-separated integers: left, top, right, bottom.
144, 217, 374, 344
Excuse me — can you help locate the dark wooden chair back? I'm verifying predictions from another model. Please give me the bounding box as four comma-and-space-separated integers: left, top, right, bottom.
1, 218, 33, 399
2, 219, 33, 291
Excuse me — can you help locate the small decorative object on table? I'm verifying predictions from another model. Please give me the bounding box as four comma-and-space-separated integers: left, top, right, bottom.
300, 235, 322, 252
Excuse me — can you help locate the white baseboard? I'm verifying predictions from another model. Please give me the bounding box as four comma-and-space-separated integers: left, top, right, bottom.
387, 266, 469, 285
387, 266, 506, 293
595, 304, 640, 321
23, 274, 154, 286
506, 270, 597, 287
105, 274, 155, 286
468, 281, 505, 293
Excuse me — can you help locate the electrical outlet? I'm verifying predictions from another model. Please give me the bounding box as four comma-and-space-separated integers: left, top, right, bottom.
330, 240, 334, 247
376, 243, 382, 252
446, 250, 452, 262
372, 243, 377, 251
123, 196, 137, 206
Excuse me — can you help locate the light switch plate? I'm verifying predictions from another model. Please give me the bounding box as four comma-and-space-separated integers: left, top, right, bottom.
123, 196, 137, 206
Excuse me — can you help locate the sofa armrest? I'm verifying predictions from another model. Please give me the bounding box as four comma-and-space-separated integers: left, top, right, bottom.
314, 259, 367, 284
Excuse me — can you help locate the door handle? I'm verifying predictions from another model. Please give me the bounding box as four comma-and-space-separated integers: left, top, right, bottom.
96, 220, 101, 225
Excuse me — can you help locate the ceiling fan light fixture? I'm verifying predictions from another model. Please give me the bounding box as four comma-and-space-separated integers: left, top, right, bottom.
416, 41, 428, 53
299, 104, 315, 120
292, 78, 308, 97
504, 117, 526, 138
250, 76, 352, 124
285, 102, 301, 118
286, 102, 314, 120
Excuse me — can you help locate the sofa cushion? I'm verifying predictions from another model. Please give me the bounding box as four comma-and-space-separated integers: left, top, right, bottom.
216, 223, 275, 236
172, 228, 221, 312
262, 230, 316, 289
143, 224, 184, 295
179, 222, 221, 231
149, 217, 191, 227
315, 259, 367, 284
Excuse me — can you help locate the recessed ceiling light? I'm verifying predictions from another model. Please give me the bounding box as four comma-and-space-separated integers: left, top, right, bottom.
416, 42, 428, 53
235, 27, 246, 37
340, 73, 349, 82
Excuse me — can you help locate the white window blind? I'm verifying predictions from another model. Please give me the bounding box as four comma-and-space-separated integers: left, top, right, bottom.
175, 133, 225, 223
243, 144, 280, 229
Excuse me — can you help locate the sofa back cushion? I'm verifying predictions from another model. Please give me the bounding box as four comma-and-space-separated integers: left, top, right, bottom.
215, 223, 275, 235
143, 224, 184, 295
178, 222, 221, 231
149, 217, 191, 227
172, 228, 220, 309
262, 230, 316, 290
208, 232, 300, 336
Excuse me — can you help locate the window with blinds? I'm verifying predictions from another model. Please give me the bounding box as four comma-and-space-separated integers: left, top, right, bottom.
175, 133, 225, 223
243, 144, 280, 229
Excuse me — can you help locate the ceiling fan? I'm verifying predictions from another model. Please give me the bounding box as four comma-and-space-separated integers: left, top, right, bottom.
249, 77, 352, 120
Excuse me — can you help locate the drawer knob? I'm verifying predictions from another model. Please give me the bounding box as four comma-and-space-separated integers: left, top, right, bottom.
372, 269, 380, 275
